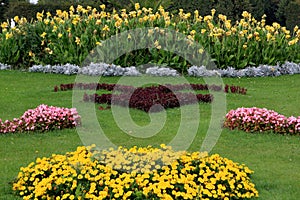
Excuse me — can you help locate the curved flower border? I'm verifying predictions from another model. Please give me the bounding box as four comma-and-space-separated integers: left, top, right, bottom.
224, 107, 300, 135
0, 104, 81, 134
2, 61, 300, 77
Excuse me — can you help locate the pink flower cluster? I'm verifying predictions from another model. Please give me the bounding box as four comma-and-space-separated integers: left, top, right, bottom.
224, 107, 300, 135
0, 104, 81, 134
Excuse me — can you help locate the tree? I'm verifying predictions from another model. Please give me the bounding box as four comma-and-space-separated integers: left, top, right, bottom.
250, 0, 266, 19
213, 0, 253, 21
285, 0, 300, 30
0, 0, 9, 22
276, 0, 290, 26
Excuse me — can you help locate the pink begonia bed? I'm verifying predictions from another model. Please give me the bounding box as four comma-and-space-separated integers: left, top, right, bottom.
224, 107, 300, 135
0, 104, 81, 134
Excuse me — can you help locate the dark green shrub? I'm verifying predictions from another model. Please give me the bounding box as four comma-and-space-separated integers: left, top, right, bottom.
285, 1, 300, 30
0, 0, 9, 22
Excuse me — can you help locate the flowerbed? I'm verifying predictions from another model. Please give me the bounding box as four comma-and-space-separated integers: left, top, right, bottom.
57, 83, 246, 112
3, 61, 300, 77
13, 144, 259, 199
224, 107, 300, 135
0, 104, 81, 134
1, 5, 300, 70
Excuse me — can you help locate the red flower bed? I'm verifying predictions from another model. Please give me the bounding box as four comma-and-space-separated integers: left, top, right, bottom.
56, 83, 247, 94
83, 87, 213, 112
56, 83, 246, 112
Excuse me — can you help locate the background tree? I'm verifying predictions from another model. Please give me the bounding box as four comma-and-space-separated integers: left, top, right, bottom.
213, 0, 253, 21
276, 0, 290, 26
285, 0, 300, 30
0, 0, 9, 22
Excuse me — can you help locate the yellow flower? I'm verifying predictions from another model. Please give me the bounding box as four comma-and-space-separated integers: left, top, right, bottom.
40, 32, 47, 38
72, 16, 80, 25
211, 9, 216, 17
45, 47, 53, 54
44, 19, 50, 25
198, 48, 204, 54
288, 38, 299, 46
242, 11, 250, 18
58, 33, 63, 38
52, 25, 57, 32
77, 5, 83, 13
100, 4, 106, 11
102, 25, 110, 32
46, 12, 51, 17
272, 22, 281, 29
294, 25, 299, 33
5, 32, 13, 39
96, 19, 101, 25
135, 3, 140, 11
218, 14, 227, 21
13, 16, 19, 23
36, 11, 44, 21
1, 22, 8, 29
203, 15, 212, 22
96, 41, 102, 46
75, 37, 80, 45
247, 33, 253, 39
190, 30, 196, 35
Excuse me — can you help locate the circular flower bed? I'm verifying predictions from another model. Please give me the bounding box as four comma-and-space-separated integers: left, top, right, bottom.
13, 145, 259, 199
224, 107, 300, 135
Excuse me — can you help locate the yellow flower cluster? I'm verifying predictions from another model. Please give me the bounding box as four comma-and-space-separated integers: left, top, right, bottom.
13, 144, 258, 199
1, 4, 300, 68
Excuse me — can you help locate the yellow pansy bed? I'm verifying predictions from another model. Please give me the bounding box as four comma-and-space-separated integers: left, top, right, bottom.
13, 144, 258, 199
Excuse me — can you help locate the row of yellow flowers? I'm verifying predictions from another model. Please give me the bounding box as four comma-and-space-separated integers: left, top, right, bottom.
13, 144, 259, 199
0, 4, 299, 70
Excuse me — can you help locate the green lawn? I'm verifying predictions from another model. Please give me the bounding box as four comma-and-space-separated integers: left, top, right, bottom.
0, 70, 300, 199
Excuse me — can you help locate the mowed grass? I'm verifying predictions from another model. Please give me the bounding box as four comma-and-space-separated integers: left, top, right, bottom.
0, 70, 300, 199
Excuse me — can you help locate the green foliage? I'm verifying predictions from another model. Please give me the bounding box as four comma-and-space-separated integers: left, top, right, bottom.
213, 0, 253, 21
168, 0, 213, 16
276, 0, 290, 26
0, 0, 9, 22
285, 1, 300, 30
